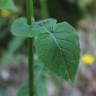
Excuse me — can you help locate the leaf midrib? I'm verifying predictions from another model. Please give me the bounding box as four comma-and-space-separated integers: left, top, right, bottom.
42, 25, 72, 79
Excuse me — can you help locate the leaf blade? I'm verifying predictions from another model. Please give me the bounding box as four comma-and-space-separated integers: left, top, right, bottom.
11, 18, 57, 37
35, 22, 80, 80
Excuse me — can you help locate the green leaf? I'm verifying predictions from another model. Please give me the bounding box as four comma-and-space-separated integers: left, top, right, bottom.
35, 78, 47, 96
11, 18, 57, 37
0, 0, 17, 12
17, 79, 47, 96
35, 22, 80, 80
11, 18, 45, 37
34, 60, 44, 82
17, 81, 29, 96
37, 18, 57, 30
17, 60, 47, 96
7, 37, 25, 53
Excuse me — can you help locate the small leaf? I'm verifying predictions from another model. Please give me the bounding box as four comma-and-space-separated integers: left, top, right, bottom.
11, 18, 46, 37
0, 0, 17, 12
11, 17, 57, 37
17, 81, 29, 96
35, 78, 47, 96
17, 60, 47, 96
7, 37, 25, 53
35, 22, 80, 80
17, 79, 47, 96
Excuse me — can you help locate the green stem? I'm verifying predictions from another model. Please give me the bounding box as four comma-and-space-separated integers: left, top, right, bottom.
28, 38, 34, 96
26, 0, 34, 24
39, 0, 49, 18
26, 0, 34, 96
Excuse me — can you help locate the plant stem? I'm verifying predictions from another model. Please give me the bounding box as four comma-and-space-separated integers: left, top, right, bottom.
26, 0, 34, 96
39, 0, 49, 18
